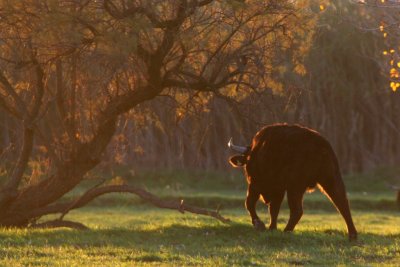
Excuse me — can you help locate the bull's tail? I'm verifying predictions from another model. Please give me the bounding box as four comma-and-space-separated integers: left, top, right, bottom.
318, 148, 358, 241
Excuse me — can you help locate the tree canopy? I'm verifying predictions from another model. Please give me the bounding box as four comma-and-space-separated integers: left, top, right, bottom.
0, 0, 313, 227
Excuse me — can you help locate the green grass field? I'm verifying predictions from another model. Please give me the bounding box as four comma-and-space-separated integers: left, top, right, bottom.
1, 168, 399, 266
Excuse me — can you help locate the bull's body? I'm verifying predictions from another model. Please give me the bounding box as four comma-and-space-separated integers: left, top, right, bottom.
229, 124, 357, 240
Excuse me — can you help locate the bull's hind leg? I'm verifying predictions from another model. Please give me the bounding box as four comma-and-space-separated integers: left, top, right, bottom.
246, 184, 266, 231
319, 177, 358, 241
268, 192, 285, 230
284, 190, 304, 232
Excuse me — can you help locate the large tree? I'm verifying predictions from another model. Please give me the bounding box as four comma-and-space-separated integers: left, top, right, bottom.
0, 0, 312, 228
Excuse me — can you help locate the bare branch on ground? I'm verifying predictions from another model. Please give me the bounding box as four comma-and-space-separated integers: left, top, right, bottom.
30, 183, 231, 225
29, 219, 89, 230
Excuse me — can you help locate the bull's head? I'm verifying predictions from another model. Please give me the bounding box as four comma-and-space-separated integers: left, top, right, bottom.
228, 138, 250, 167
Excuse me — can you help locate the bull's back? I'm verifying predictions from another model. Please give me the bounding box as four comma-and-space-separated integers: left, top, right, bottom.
246, 124, 338, 192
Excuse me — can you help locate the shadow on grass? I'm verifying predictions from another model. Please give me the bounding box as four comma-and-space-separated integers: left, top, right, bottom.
1, 223, 398, 265
1, 222, 397, 248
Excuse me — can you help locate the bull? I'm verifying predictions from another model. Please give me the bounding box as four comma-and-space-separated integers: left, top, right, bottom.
228, 124, 357, 241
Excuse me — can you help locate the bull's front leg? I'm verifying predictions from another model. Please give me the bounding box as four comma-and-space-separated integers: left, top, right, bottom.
246, 184, 266, 231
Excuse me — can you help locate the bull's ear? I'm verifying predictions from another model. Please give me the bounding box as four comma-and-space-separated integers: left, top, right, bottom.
229, 155, 247, 167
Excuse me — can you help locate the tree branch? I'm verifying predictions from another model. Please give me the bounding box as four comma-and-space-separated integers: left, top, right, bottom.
29, 219, 89, 230
0, 63, 45, 197
0, 95, 21, 119
29, 184, 231, 224
0, 71, 27, 116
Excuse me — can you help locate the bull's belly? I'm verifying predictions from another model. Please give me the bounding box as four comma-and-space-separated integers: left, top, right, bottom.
251, 174, 317, 198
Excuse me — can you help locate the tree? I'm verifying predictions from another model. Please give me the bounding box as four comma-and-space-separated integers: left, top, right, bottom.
350, 0, 400, 91
0, 0, 312, 228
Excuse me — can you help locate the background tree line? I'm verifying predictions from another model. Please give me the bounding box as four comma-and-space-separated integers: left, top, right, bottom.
0, 1, 398, 181
0, 1, 399, 180
95, 1, 400, 173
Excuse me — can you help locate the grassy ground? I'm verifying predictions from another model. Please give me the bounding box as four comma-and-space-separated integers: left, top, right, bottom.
0, 168, 399, 266
0, 207, 399, 266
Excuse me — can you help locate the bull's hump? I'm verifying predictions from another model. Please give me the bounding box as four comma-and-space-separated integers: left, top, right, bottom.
250, 124, 330, 158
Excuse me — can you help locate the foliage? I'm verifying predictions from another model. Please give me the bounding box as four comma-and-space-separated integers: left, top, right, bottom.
0, 0, 316, 227
345, 0, 400, 91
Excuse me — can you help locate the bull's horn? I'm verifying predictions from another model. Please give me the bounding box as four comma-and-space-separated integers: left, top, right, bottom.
228, 138, 247, 154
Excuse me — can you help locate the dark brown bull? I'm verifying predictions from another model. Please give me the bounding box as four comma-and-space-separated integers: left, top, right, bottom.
228, 124, 357, 241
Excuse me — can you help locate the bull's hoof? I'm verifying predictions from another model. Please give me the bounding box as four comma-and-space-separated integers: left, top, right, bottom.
349, 232, 358, 242
252, 219, 266, 231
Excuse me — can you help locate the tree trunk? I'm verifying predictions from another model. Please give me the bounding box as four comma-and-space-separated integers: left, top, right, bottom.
0, 118, 117, 226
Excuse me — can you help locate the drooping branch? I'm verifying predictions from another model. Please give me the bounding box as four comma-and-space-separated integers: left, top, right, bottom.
0, 63, 44, 195
3, 127, 34, 193
0, 63, 46, 207
29, 184, 231, 224
30, 219, 89, 230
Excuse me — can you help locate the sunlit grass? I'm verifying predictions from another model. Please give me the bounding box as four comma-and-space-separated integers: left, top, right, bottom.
0, 206, 399, 266
1, 168, 399, 266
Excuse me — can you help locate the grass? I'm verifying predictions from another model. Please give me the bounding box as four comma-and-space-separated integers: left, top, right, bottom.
1, 167, 400, 266
0, 207, 399, 266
